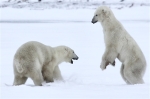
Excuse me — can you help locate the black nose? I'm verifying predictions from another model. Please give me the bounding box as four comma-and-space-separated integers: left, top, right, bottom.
73, 57, 79, 60
91, 20, 94, 24
91, 20, 97, 24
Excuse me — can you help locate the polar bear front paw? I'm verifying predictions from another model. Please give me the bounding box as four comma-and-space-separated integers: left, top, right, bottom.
100, 61, 109, 70
45, 79, 54, 83
100, 65, 106, 70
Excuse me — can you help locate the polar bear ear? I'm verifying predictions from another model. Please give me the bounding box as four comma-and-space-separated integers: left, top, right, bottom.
102, 8, 107, 14
102, 8, 109, 17
64, 47, 68, 52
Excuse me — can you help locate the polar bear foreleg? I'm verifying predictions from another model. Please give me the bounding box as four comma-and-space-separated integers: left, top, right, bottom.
53, 66, 63, 81
42, 66, 54, 83
100, 48, 117, 70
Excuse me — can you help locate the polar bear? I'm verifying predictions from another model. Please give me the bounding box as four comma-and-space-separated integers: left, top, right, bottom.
91, 6, 146, 84
13, 41, 79, 86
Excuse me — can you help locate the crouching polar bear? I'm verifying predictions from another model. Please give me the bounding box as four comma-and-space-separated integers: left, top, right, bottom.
13, 41, 79, 86
92, 6, 146, 84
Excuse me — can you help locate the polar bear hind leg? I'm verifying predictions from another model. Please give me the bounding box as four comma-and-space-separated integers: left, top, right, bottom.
28, 61, 44, 86
124, 63, 144, 84
120, 64, 131, 84
29, 69, 44, 86
13, 76, 28, 86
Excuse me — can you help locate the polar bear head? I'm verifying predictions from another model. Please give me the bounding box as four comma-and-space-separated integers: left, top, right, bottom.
91, 6, 113, 24
54, 46, 79, 64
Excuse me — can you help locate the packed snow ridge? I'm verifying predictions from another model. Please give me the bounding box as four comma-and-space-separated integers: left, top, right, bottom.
0, 0, 150, 9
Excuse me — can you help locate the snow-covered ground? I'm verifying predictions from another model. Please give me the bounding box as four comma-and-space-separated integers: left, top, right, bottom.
0, 4, 150, 99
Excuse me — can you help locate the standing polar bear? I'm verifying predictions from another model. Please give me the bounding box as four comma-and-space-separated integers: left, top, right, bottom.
13, 41, 79, 86
92, 6, 146, 84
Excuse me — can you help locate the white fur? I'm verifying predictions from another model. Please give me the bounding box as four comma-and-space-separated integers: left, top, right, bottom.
92, 6, 146, 84
13, 41, 78, 86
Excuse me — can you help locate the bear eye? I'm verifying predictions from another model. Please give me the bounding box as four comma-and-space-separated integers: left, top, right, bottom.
73, 51, 74, 53
95, 14, 98, 16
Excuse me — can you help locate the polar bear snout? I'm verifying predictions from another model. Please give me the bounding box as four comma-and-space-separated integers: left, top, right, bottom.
91, 16, 98, 24
70, 53, 79, 64
72, 53, 79, 60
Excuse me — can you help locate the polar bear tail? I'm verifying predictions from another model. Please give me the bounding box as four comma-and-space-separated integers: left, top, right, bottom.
14, 59, 24, 73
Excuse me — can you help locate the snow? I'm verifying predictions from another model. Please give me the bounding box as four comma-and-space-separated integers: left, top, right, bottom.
0, 0, 149, 3
0, 3, 150, 99
0, 0, 150, 9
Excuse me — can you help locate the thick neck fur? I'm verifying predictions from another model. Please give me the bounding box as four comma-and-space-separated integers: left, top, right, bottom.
101, 13, 121, 32
52, 47, 65, 65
